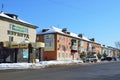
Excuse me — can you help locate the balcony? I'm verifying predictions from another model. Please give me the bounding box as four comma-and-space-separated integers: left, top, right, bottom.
71, 45, 77, 52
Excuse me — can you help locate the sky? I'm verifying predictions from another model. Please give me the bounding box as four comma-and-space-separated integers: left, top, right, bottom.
0, 0, 120, 47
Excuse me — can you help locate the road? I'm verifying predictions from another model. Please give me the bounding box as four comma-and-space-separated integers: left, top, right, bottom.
0, 62, 120, 80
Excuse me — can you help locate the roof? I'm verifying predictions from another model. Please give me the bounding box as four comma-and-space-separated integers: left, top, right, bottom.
39, 26, 95, 42
0, 12, 38, 28
39, 26, 79, 38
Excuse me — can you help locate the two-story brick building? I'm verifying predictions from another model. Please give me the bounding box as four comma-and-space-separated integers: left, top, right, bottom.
37, 27, 101, 61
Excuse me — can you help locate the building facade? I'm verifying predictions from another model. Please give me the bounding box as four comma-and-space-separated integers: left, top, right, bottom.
0, 12, 37, 63
37, 27, 79, 60
37, 27, 101, 61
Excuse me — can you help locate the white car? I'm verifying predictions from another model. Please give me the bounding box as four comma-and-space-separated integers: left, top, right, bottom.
83, 56, 97, 63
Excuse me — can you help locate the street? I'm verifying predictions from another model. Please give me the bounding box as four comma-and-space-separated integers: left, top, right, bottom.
0, 62, 120, 80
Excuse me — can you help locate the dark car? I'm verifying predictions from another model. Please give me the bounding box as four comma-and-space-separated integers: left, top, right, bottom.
101, 57, 112, 61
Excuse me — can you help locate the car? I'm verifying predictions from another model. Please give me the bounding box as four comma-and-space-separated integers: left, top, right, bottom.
101, 57, 112, 61
83, 56, 97, 63
112, 57, 120, 61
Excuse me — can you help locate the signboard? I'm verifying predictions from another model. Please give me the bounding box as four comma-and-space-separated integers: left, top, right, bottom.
19, 44, 28, 48
10, 42, 19, 48
36, 42, 45, 48
10, 24, 28, 33
44, 34, 55, 51
3, 41, 9, 47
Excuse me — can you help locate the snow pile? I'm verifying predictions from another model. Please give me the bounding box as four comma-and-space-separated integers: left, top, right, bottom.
39, 60, 83, 65
0, 63, 44, 70
0, 60, 83, 70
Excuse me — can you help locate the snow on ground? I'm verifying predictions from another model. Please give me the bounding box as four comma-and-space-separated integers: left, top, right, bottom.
0, 60, 83, 70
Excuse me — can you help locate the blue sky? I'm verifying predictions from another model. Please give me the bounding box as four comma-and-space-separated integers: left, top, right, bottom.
0, 0, 120, 47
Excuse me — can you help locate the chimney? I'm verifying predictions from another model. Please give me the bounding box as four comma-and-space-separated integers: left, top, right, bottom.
78, 34, 83, 38
62, 28, 67, 33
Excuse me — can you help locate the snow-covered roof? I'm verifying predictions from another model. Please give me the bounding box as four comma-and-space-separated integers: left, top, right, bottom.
39, 26, 79, 38
0, 12, 37, 28
39, 26, 92, 42
82, 36, 90, 41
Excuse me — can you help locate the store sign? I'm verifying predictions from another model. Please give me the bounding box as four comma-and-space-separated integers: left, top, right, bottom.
10, 24, 28, 33
19, 44, 28, 48
3, 41, 9, 47
10, 43, 19, 48
36, 42, 45, 48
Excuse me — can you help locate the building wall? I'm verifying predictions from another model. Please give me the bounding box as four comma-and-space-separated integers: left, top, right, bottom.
0, 18, 37, 63
37, 33, 79, 61
92, 43, 101, 54
57, 33, 72, 60
37, 34, 57, 60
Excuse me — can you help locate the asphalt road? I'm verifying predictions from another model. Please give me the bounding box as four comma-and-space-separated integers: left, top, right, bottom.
0, 62, 120, 80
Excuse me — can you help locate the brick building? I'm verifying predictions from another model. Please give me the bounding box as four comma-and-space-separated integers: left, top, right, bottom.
37, 27, 101, 61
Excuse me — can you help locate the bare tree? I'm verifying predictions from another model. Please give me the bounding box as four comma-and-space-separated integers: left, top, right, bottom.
115, 41, 120, 49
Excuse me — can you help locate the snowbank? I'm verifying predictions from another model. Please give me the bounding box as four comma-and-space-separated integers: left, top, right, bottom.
0, 60, 83, 70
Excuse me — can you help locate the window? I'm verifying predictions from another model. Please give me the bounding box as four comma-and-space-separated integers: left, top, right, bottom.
66, 37, 68, 42
80, 40, 84, 46
9, 24, 13, 30
66, 53, 68, 58
72, 40, 77, 45
7, 31, 11, 35
66, 46, 68, 50
9, 36, 13, 42
62, 36, 65, 41
62, 53, 64, 58
36, 37, 39, 41
59, 36, 61, 40
58, 52, 60, 58
62, 45, 66, 51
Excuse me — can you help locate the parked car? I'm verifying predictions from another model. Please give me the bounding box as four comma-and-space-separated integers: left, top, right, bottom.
101, 57, 112, 61
83, 56, 97, 63
112, 57, 120, 61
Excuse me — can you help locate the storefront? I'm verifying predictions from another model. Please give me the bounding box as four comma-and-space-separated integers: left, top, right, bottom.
0, 12, 38, 63
0, 42, 32, 63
